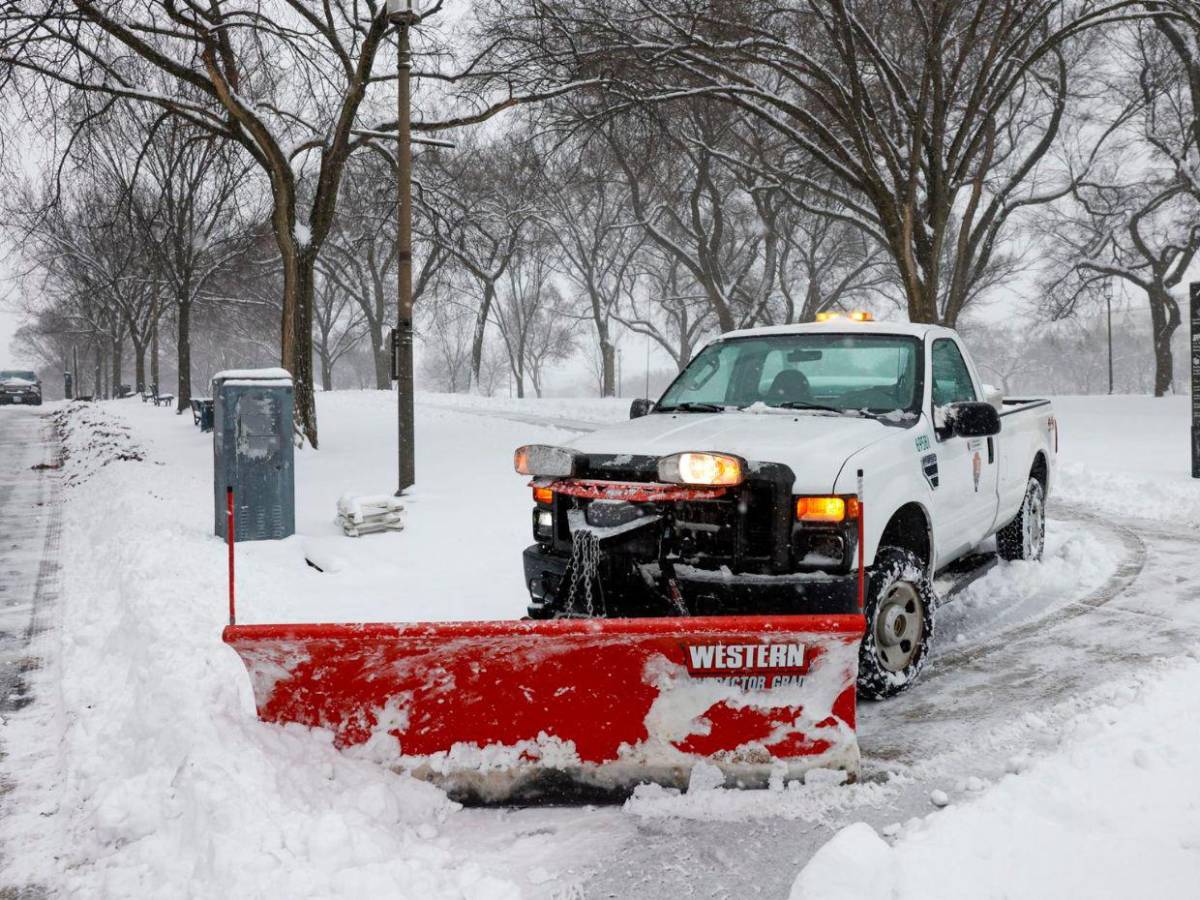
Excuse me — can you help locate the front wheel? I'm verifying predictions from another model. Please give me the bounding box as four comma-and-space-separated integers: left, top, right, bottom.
997, 476, 1046, 561
858, 547, 936, 700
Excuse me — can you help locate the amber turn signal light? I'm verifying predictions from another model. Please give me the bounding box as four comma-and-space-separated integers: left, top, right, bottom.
796, 496, 859, 522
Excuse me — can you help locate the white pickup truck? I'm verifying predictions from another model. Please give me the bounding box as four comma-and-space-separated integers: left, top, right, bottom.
516, 317, 1057, 697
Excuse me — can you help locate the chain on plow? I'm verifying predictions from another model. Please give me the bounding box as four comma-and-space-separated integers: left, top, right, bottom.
563, 524, 690, 619
564, 528, 603, 617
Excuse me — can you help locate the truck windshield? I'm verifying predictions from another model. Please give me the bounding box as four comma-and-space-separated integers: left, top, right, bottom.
0, 371, 37, 382
658, 333, 921, 417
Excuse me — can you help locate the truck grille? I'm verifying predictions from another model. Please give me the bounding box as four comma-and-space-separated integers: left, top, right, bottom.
556, 454, 794, 574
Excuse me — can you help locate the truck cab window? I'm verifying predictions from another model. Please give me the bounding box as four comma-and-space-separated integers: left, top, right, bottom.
659, 334, 920, 414
930, 339, 976, 407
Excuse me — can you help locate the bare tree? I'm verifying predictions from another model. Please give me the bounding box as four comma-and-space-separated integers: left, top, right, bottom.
493, 231, 577, 397
2, 1, 583, 443
312, 270, 368, 390
419, 286, 477, 393
7, 177, 140, 397
64, 104, 259, 408
320, 151, 448, 389
485, 0, 1148, 326
615, 248, 713, 370
425, 136, 534, 388
606, 104, 778, 333
535, 133, 642, 395
1041, 21, 1200, 395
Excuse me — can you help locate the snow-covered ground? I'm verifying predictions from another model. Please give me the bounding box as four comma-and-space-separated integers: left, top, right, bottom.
2, 391, 1198, 898
1053, 395, 1198, 525
793, 656, 1200, 900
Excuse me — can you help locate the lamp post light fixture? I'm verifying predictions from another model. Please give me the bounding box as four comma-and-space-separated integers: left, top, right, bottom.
387, 0, 425, 494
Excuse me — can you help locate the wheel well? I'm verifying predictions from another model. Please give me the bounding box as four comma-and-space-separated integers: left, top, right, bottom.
1031, 452, 1049, 490
877, 503, 932, 570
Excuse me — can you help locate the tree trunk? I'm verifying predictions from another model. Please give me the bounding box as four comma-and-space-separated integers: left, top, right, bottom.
1149, 286, 1181, 398
469, 283, 496, 390
132, 334, 146, 394
600, 336, 616, 398
150, 314, 160, 393
283, 251, 319, 447
111, 333, 123, 395
320, 351, 333, 392
369, 319, 390, 390
177, 298, 192, 412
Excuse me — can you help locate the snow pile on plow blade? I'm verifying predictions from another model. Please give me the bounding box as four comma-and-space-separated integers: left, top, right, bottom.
223, 614, 864, 803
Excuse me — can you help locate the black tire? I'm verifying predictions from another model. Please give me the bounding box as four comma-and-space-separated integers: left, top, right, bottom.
858, 547, 936, 700
996, 476, 1046, 561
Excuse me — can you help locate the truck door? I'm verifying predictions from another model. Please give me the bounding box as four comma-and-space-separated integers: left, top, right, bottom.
928, 338, 999, 565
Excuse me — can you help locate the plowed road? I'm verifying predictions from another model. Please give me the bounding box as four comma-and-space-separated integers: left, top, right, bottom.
0, 407, 59, 900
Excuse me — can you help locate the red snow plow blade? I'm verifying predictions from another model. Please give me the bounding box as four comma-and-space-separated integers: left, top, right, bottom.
223, 614, 864, 803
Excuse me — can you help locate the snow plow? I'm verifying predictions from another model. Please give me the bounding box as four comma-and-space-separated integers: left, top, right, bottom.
222, 614, 863, 802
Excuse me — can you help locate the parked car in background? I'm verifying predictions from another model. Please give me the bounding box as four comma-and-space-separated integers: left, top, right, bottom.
0, 370, 43, 406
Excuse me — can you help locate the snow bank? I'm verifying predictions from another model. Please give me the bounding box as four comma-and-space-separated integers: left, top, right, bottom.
936, 524, 1122, 644
51, 401, 145, 485
0, 402, 521, 898
1051, 395, 1200, 524
791, 658, 1200, 900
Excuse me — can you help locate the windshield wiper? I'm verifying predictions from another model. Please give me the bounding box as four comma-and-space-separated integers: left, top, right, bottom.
658, 401, 726, 413
772, 400, 845, 415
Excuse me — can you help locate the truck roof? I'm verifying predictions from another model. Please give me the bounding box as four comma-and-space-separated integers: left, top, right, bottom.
718, 319, 959, 342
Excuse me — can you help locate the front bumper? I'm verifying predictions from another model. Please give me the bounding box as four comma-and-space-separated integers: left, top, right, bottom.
523, 544, 861, 618
0, 392, 40, 405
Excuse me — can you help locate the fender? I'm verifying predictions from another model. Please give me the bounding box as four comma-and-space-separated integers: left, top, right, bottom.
834, 425, 938, 575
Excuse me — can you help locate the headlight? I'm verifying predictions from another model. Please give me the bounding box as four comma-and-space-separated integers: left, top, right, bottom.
658, 452, 744, 486
514, 444, 577, 477
532, 508, 554, 541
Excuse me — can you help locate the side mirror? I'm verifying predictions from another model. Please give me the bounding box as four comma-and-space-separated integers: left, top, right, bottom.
946, 401, 1000, 438
629, 398, 655, 419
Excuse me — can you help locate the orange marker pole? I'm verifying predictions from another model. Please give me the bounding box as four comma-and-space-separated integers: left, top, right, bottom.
856, 469, 865, 612
226, 486, 236, 626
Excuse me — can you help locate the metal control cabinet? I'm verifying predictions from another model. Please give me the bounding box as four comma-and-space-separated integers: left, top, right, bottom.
213, 368, 295, 541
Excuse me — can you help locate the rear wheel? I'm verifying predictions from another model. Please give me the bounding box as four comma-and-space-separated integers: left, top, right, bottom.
858, 547, 935, 700
997, 476, 1046, 561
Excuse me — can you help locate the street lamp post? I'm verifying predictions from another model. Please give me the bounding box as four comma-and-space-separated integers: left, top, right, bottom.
1103, 278, 1114, 395
388, 0, 419, 494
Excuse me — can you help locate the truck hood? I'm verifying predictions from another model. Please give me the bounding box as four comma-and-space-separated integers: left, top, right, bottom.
567, 411, 897, 492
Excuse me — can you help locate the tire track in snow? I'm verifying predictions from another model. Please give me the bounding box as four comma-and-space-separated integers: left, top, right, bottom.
861, 500, 1200, 774
928, 502, 1149, 673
